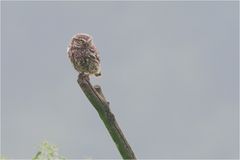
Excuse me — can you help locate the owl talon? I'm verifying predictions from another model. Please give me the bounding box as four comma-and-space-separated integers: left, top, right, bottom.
78, 72, 89, 83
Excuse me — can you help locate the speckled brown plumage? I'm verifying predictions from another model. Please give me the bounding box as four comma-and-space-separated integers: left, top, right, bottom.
67, 33, 101, 76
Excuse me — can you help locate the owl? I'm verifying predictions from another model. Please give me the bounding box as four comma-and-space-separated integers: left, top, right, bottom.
67, 33, 101, 76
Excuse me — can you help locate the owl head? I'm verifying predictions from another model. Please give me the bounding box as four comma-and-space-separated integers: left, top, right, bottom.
71, 33, 93, 48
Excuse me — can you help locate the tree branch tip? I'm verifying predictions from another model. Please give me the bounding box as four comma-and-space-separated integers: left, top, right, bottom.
77, 73, 90, 84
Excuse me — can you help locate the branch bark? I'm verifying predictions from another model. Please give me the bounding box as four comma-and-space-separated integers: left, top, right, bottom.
77, 73, 136, 159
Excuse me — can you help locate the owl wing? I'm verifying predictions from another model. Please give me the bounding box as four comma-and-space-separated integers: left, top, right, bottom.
89, 46, 101, 76
89, 46, 100, 63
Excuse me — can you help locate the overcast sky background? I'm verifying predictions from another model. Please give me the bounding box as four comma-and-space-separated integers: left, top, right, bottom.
1, 1, 239, 159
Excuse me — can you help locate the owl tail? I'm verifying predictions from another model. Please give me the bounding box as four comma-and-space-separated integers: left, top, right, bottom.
95, 72, 101, 77
95, 66, 101, 76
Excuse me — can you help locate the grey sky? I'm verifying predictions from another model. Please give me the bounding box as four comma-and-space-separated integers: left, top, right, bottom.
1, 1, 239, 159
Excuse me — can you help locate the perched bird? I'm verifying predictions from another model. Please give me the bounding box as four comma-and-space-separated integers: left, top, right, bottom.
67, 33, 101, 76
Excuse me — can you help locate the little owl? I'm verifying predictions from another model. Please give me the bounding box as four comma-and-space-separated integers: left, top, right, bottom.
67, 33, 101, 76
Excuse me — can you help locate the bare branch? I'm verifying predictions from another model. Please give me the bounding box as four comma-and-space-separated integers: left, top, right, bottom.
77, 73, 136, 159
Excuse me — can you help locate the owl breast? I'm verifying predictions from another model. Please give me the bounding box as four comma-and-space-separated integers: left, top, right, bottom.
68, 47, 100, 75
